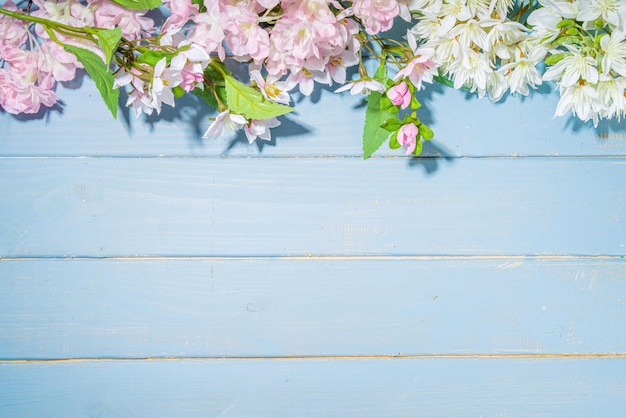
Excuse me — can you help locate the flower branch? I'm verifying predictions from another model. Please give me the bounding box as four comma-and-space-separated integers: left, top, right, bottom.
0, 0, 625, 157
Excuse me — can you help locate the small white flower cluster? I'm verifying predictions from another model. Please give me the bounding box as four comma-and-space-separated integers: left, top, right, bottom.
532, 0, 626, 125
410, 0, 626, 126
411, 0, 546, 101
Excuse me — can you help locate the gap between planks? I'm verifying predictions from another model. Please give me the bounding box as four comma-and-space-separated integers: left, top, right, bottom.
2, 354, 626, 364
0, 155, 625, 160
1, 255, 624, 261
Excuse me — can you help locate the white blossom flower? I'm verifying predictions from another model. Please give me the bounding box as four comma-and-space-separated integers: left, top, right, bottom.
440, 0, 472, 21
527, 6, 563, 43
500, 57, 543, 96
403, 0, 443, 14
414, 12, 456, 41
538, 0, 580, 19
466, 0, 491, 19
150, 57, 184, 113
335, 78, 386, 94
485, 20, 529, 52
426, 36, 462, 71
250, 70, 293, 105
125, 89, 159, 118
543, 48, 599, 87
450, 19, 490, 50
578, 0, 625, 26
600, 30, 626, 77
244, 118, 281, 144
554, 82, 602, 126
202, 110, 247, 139
491, 0, 516, 20
596, 75, 626, 119
484, 71, 508, 101
448, 48, 492, 90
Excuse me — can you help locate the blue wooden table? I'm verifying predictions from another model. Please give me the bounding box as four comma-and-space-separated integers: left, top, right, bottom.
1, 78, 625, 416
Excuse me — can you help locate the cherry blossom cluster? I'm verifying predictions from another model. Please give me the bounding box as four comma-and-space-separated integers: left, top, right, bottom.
1, 0, 626, 157
0, 0, 153, 114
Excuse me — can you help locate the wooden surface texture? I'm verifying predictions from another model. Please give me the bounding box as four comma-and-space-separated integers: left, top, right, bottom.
1, 78, 625, 416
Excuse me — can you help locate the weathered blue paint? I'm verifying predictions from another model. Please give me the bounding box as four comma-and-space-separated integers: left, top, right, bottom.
0, 158, 624, 257
1, 358, 625, 417
0, 258, 625, 359
1, 80, 625, 416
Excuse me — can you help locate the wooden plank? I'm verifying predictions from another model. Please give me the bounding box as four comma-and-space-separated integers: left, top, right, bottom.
1, 78, 625, 157
1, 258, 624, 358
0, 157, 624, 257
1, 358, 624, 416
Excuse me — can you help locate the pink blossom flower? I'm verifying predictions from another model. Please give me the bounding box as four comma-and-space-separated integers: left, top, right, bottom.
1, 48, 40, 82
163, 0, 198, 32
32, 0, 93, 31
325, 48, 360, 84
270, 17, 318, 65
38, 41, 80, 82
394, 48, 439, 90
397, 123, 419, 154
189, 2, 226, 60
94, 0, 154, 39
0, 69, 58, 114
170, 44, 210, 92
351, 0, 400, 34
386, 81, 412, 109
257, 0, 280, 9
0, 0, 28, 50
223, 5, 270, 64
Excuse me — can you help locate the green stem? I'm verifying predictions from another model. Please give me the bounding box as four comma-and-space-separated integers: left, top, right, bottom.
0, 7, 109, 36
1, 7, 79, 33
208, 58, 227, 77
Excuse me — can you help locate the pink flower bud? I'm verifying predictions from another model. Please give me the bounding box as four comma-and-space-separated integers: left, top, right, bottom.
386, 81, 411, 109
397, 123, 419, 154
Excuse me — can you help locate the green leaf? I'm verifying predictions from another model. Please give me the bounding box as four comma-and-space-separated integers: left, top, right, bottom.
545, 52, 568, 66
362, 91, 394, 159
195, 62, 229, 110
389, 130, 400, 149
96, 27, 122, 66
224, 74, 293, 119
419, 123, 434, 140
194, 85, 225, 110
556, 19, 576, 28
109, 0, 161, 10
373, 60, 387, 80
433, 73, 454, 89
412, 138, 423, 155
207, 59, 232, 78
379, 95, 394, 111
380, 117, 404, 132
553, 36, 579, 47
64, 44, 118, 119
192, 0, 206, 12
172, 86, 186, 99
137, 50, 166, 66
